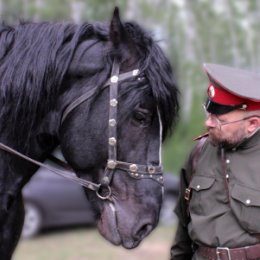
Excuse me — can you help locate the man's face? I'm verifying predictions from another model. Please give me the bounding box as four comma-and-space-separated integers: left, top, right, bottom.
205, 110, 248, 147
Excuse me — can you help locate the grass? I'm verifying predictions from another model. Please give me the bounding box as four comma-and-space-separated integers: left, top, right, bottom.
14, 224, 176, 260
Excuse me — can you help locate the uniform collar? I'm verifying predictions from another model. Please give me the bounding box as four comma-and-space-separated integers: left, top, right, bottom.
231, 129, 260, 150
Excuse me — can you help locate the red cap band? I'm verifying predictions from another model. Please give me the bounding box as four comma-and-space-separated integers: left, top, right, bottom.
207, 84, 260, 111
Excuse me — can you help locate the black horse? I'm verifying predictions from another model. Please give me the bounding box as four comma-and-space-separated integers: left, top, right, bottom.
0, 7, 178, 259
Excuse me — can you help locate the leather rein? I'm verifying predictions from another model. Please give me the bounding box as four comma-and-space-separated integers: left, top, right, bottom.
0, 59, 163, 201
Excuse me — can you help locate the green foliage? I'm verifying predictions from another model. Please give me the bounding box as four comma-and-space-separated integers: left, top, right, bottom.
0, 0, 72, 22
0, 0, 128, 23
80, 0, 127, 21
163, 90, 205, 174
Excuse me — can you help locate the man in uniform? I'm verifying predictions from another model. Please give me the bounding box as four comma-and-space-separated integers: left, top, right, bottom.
170, 63, 260, 260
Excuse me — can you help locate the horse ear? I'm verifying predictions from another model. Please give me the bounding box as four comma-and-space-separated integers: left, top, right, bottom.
109, 7, 126, 47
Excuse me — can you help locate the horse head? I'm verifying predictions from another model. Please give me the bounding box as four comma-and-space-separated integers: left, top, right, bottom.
57, 8, 179, 248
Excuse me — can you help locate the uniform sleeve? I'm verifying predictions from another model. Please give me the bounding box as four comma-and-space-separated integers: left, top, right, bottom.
170, 220, 193, 260
170, 154, 194, 260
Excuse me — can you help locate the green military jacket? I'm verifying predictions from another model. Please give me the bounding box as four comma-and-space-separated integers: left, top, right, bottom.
170, 130, 260, 260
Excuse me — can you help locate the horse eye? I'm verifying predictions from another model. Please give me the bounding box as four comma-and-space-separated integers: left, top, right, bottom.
133, 110, 150, 126
134, 112, 145, 120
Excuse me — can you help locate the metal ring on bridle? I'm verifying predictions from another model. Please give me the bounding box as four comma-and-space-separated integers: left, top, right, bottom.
96, 185, 112, 200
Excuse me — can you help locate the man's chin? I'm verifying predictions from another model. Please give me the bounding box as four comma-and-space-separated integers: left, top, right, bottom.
208, 136, 238, 149
207, 134, 219, 146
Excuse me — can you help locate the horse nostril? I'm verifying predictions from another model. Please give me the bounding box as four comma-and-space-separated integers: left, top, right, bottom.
134, 223, 153, 240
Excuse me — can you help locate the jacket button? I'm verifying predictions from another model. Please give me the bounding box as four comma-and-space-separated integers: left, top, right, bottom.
246, 199, 251, 205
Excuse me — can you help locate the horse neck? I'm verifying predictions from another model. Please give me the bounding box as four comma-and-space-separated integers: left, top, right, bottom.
0, 107, 59, 162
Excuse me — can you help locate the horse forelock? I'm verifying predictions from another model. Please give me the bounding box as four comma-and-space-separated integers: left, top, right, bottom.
144, 44, 179, 140
121, 22, 179, 140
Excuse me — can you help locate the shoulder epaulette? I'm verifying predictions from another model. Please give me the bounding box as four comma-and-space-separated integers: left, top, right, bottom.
193, 132, 209, 141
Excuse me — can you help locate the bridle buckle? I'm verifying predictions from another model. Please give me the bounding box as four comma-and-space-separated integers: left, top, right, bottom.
216, 247, 231, 260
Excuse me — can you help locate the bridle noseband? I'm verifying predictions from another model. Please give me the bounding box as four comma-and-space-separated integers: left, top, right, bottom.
0, 59, 163, 201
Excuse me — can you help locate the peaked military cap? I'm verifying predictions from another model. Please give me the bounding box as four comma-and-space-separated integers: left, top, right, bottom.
203, 63, 260, 115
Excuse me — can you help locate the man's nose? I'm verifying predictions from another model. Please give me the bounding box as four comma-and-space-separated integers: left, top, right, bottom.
205, 116, 216, 128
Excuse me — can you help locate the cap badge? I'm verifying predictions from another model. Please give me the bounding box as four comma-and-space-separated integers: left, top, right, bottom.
208, 85, 215, 98
241, 104, 248, 110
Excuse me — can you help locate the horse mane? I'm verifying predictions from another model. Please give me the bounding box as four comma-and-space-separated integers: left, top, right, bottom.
0, 21, 96, 146
0, 19, 178, 146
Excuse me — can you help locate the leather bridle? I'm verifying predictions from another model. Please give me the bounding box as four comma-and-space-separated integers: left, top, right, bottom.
0, 59, 163, 201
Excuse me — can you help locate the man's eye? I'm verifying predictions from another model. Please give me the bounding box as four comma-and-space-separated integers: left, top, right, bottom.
217, 116, 227, 123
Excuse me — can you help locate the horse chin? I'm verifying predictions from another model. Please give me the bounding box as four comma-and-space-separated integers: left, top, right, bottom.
97, 202, 121, 246
97, 201, 141, 249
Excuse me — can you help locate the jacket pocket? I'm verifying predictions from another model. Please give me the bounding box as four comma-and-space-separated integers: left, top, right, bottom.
231, 183, 260, 233
189, 176, 215, 215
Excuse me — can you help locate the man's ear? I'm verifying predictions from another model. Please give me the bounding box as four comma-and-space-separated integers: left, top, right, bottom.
247, 116, 260, 133
109, 7, 126, 48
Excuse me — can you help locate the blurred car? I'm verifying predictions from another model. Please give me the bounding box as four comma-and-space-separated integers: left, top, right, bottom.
22, 167, 179, 238
161, 173, 180, 225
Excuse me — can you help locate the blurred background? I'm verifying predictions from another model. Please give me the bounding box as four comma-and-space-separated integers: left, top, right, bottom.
2, 0, 260, 172
1, 0, 259, 259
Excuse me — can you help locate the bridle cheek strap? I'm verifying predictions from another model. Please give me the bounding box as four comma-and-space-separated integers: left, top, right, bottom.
97, 59, 163, 200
